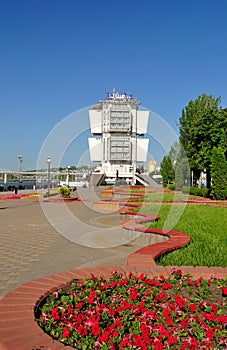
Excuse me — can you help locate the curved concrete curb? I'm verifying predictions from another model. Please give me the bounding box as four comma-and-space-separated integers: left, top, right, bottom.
119, 207, 190, 264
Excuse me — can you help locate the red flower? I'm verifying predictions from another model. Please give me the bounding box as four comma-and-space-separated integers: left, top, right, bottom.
150, 278, 160, 287
166, 316, 173, 326
212, 304, 218, 314
76, 301, 84, 308
176, 269, 182, 276
202, 311, 215, 322
175, 294, 186, 309
112, 329, 119, 337
168, 335, 179, 345
158, 275, 165, 282
139, 273, 146, 280
63, 327, 70, 338
194, 277, 202, 287
51, 306, 60, 320
181, 317, 189, 328
190, 338, 199, 347
221, 286, 227, 295
152, 339, 163, 349
120, 336, 131, 347
91, 323, 101, 336
206, 328, 215, 340
111, 281, 117, 288
99, 330, 110, 342
189, 303, 197, 312
67, 307, 74, 316
87, 290, 98, 304
162, 282, 172, 290
129, 288, 139, 300
77, 325, 88, 336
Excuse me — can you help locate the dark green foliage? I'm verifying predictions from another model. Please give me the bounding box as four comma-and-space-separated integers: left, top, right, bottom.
182, 186, 209, 198
182, 186, 190, 194
210, 147, 227, 199
178, 94, 227, 188
190, 187, 209, 198
160, 142, 190, 189
168, 184, 176, 190
160, 155, 174, 187
175, 164, 184, 190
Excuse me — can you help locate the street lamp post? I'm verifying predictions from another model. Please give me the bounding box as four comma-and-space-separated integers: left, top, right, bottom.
46, 156, 51, 198
18, 154, 23, 182
33, 175, 36, 190
67, 166, 70, 187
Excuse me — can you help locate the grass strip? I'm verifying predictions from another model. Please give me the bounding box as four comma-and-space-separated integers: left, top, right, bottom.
143, 204, 227, 267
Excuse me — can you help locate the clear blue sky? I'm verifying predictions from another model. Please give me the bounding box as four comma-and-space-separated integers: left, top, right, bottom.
1, 0, 227, 170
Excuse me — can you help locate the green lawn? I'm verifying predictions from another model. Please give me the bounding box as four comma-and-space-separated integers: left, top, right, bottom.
144, 192, 189, 202
142, 204, 227, 267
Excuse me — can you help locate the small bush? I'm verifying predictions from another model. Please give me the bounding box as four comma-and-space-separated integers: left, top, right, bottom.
182, 186, 190, 194
182, 186, 209, 198
168, 184, 176, 191
59, 186, 70, 197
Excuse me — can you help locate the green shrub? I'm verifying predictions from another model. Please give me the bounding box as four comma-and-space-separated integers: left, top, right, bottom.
59, 186, 70, 197
182, 186, 209, 198
168, 184, 176, 191
175, 164, 184, 190
191, 187, 209, 198
182, 186, 190, 194
210, 146, 227, 200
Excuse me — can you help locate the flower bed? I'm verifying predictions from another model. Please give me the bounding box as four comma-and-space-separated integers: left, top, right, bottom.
36, 269, 227, 349
0, 193, 30, 200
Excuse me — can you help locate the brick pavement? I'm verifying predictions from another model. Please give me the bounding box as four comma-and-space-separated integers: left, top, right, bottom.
0, 189, 167, 299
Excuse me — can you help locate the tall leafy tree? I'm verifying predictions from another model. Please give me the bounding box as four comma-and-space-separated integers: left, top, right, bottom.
160, 155, 174, 187
178, 94, 226, 188
168, 142, 190, 187
175, 164, 184, 190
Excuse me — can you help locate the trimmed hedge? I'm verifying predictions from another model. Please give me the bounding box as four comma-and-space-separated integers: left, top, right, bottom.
182, 186, 210, 198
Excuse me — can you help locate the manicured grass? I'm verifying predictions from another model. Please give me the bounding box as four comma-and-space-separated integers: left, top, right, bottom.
126, 191, 191, 203
143, 204, 227, 267
144, 192, 189, 202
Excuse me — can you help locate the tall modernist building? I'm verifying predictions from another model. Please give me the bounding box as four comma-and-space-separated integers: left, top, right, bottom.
88, 90, 149, 185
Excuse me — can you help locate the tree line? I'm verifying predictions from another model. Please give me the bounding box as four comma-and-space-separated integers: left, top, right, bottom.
160, 93, 227, 199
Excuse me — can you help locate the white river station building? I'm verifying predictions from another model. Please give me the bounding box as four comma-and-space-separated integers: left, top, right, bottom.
88, 91, 149, 186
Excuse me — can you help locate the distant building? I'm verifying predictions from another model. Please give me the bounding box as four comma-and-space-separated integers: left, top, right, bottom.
88, 90, 149, 185
148, 159, 157, 173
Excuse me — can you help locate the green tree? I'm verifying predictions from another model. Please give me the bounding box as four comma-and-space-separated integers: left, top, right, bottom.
160, 155, 174, 187
210, 147, 227, 200
168, 142, 190, 187
178, 94, 226, 188
175, 164, 183, 190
